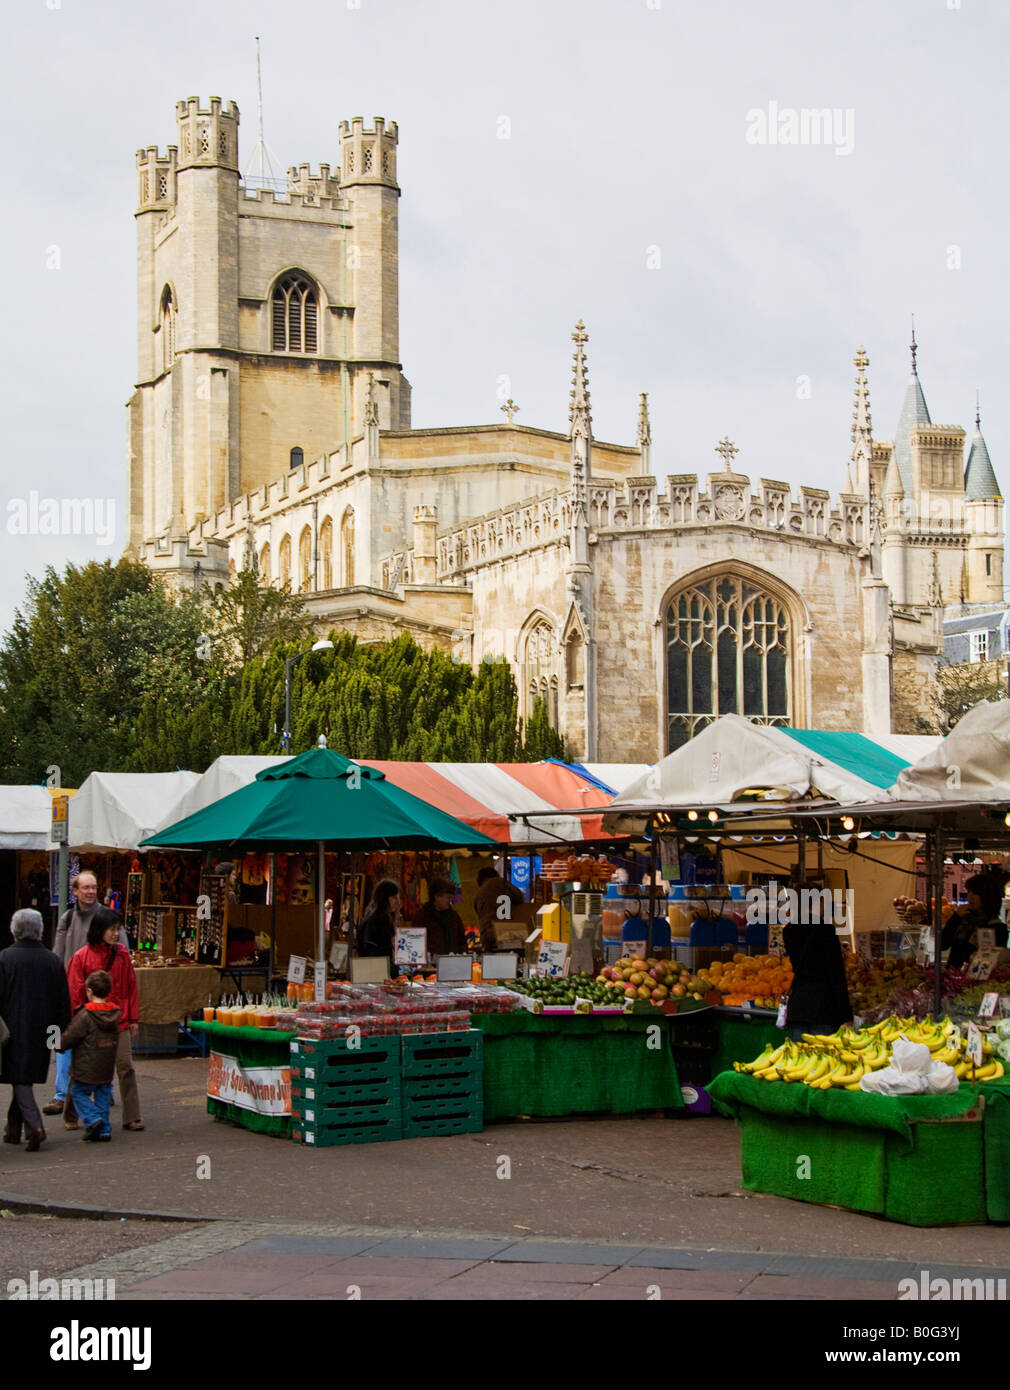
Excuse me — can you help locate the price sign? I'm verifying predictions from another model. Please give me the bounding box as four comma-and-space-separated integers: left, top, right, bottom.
313, 960, 326, 1003
979, 992, 1000, 1019
977, 928, 997, 950
287, 954, 307, 984
768, 923, 785, 957
393, 928, 427, 967
968, 948, 1001, 982
1000, 996, 1010, 1018
622, 940, 647, 960
535, 941, 570, 978
967, 1022, 984, 1068
916, 927, 934, 966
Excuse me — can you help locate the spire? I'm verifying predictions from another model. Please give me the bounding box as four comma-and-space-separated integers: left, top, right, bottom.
849, 344, 873, 497
569, 319, 591, 437
964, 396, 1002, 501
568, 320, 592, 520
892, 324, 931, 493
636, 393, 651, 472
885, 450, 905, 499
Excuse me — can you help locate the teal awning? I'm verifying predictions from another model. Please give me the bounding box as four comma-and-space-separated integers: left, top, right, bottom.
780, 729, 911, 791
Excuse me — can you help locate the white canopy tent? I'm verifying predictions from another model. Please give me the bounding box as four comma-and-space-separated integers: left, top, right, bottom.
151, 756, 288, 832
0, 786, 66, 850
602, 716, 941, 833
888, 701, 1010, 802
69, 771, 201, 852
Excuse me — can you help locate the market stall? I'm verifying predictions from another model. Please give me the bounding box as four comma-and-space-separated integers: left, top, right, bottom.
192, 1019, 296, 1138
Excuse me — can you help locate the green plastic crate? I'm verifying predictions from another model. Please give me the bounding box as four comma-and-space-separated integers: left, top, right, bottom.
402, 1071, 481, 1101
403, 1092, 482, 1121
291, 1034, 400, 1084
292, 1116, 402, 1147
292, 1078, 401, 1106
401, 1112, 483, 1139
293, 1099, 401, 1127
400, 1030, 483, 1077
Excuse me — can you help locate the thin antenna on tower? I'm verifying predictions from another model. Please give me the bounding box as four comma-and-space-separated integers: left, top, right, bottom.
242, 36, 285, 191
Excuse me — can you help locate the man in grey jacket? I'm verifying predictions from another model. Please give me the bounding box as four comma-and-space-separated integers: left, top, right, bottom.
45, 872, 99, 1119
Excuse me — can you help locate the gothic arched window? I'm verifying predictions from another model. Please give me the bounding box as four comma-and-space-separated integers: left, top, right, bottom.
319, 516, 333, 590
272, 272, 318, 354
278, 534, 292, 588
340, 508, 355, 587
298, 526, 312, 592
259, 543, 271, 583
521, 619, 558, 729
160, 286, 176, 374
665, 574, 790, 751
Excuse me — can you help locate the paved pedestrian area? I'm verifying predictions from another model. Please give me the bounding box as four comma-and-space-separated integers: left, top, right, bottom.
51, 1221, 1010, 1301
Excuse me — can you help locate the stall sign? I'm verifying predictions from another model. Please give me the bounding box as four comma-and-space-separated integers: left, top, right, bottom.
768, 923, 785, 957
394, 928, 428, 967
968, 948, 1001, 982
979, 993, 1000, 1019
622, 940, 647, 961
966, 1023, 984, 1068
313, 960, 326, 1003
49, 795, 68, 845
977, 928, 997, 950
287, 954, 307, 984
915, 928, 935, 966
436, 954, 473, 983
535, 941, 569, 978
207, 1052, 291, 1116
1000, 996, 1010, 1018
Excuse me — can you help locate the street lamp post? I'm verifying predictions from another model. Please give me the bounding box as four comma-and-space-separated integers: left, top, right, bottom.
282, 639, 334, 754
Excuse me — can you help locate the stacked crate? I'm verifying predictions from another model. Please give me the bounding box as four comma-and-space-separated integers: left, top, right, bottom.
400, 1030, 484, 1138
289, 1029, 485, 1145
290, 1034, 402, 1146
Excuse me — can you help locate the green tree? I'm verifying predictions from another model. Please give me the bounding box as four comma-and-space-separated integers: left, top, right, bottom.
914, 659, 1008, 735
206, 569, 313, 671
520, 697, 566, 761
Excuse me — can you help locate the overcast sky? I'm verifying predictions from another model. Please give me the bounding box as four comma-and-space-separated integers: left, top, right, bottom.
1, 0, 1006, 631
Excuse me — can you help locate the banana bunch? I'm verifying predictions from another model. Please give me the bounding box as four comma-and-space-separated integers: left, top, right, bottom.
733, 1016, 1006, 1089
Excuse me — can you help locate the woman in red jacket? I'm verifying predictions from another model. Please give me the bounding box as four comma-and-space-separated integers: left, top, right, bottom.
65, 908, 144, 1132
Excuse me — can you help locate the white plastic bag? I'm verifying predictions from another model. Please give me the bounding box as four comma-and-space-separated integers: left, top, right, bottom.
891, 1037, 932, 1074
926, 1061, 960, 1093
860, 1066, 929, 1095
860, 1035, 958, 1094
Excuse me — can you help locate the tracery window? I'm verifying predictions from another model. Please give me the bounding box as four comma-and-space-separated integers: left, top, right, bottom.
272, 272, 318, 353
522, 620, 558, 729
665, 575, 790, 751
160, 287, 176, 374
278, 535, 292, 588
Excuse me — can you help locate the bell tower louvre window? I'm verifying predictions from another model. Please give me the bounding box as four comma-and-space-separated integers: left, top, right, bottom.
272, 273, 319, 354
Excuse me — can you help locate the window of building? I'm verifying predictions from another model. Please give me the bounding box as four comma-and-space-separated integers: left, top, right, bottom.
160, 287, 176, 374
272, 272, 319, 353
970, 630, 990, 663
522, 620, 558, 729
319, 517, 333, 590
298, 526, 312, 592
278, 535, 292, 588
290, 446, 304, 471
665, 574, 790, 751
986, 553, 992, 576
259, 543, 271, 582
340, 509, 355, 587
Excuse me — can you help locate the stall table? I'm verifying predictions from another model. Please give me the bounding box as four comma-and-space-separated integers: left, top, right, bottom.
708, 1071, 1010, 1226
191, 1020, 295, 1138
470, 1012, 683, 1120
136, 965, 222, 1024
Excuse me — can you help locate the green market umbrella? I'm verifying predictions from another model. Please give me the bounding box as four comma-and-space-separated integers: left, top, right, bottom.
141, 748, 496, 968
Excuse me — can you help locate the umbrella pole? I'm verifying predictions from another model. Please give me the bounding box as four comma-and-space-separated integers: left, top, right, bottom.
268, 852, 276, 990
317, 839, 326, 996
932, 827, 944, 1018
647, 831, 657, 958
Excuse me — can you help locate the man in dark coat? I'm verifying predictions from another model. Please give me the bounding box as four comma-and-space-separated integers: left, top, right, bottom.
783, 922, 852, 1039
0, 910, 71, 1150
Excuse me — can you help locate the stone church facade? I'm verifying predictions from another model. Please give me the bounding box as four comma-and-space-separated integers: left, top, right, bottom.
126, 96, 1005, 760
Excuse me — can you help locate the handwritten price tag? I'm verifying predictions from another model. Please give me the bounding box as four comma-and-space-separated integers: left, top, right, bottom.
535, 941, 569, 978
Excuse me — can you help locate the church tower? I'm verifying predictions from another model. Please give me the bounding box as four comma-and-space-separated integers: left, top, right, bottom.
964, 403, 1004, 606
126, 96, 410, 569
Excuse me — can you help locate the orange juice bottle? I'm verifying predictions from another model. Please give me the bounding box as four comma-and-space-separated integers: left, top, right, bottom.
471, 957, 483, 983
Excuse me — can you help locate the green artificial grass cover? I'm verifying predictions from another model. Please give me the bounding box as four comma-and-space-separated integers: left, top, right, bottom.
710, 1017, 785, 1078
469, 1013, 682, 1119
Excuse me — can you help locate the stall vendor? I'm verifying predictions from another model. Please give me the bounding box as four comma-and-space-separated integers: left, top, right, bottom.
942, 872, 1009, 971
416, 878, 466, 956
782, 921, 852, 1040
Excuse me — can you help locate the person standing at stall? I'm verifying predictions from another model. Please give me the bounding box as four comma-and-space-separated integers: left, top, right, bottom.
0, 910, 70, 1150
474, 866, 525, 952
358, 880, 402, 972
943, 871, 1009, 971
417, 878, 466, 957
782, 920, 852, 1041
64, 908, 144, 1132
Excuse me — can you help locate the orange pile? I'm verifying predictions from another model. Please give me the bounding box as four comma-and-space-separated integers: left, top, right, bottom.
695, 953, 793, 1008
